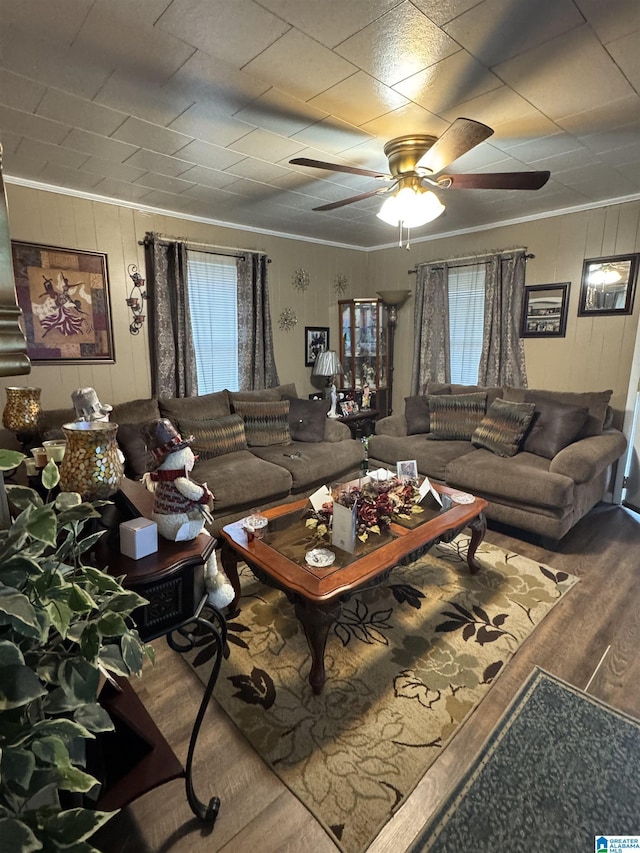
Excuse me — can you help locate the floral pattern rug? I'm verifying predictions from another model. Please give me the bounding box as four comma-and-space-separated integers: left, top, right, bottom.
186, 535, 578, 853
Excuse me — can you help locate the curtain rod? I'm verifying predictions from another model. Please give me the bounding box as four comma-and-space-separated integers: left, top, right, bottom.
139, 232, 272, 263
408, 248, 533, 273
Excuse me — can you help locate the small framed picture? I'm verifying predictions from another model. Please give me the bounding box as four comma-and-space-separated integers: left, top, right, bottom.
305, 326, 329, 367
397, 459, 418, 482
520, 282, 570, 338
578, 254, 639, 316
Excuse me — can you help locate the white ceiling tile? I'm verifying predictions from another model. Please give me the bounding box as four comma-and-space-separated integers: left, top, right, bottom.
174, 139, 246, 170
574, 0, 640, 45
0, 0, 93, 41
309, 71, 409, 127
79, 156, 147, 183
290, 118, 373, 156
92, 177, 154, 202
556, 96, 640, 137
181, 184, 240, 205
38, 162, 104, 190
360, 103, 449, 139
443, 0, 583, 67
0, 70, 46, 113
257, 0, 403, 48
243, 30, 358, 102
36, 89, 127, 136
133, 173, 197, 194
94, 72, 194, 127
234, 89, 329, 138
64, 128, 139, 162
607, 31, 640, 92
156, 0, 290, 66
393, 50, 502, 116
168, 105, 254, 148
111, 117, 193, 156
335, 2, 459, 86
411, 0, 486, 27
502, 133, 585, 165
74, 1, 194, 83
229, 128, 307, 160
170, 52, 270, 113
490, 114, 566, 149
528, 147, 601, 174
2, 149, 46, 179
439, 86, 541, 126
221, 177, 279, 199
16, 138, 89, 170
0, 105, 70, 145
122, 149, 195, 177
0, 130, 22, 156
224, 158, 296, 184
177, 164, 239, 190
494, 26, 635, 120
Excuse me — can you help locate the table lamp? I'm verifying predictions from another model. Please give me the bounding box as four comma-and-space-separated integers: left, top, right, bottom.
312, 350, 343, 418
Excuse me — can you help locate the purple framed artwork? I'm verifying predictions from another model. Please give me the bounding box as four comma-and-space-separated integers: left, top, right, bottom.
11, 241, 115, 363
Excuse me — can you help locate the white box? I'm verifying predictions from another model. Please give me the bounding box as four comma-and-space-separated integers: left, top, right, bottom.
120, 518, 158, 560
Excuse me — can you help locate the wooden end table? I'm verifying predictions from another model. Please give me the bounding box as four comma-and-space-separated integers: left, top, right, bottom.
220, 482, 487, 694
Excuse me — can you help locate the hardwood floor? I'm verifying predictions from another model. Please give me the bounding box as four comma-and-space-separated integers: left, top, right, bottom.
94, 503, 640, 853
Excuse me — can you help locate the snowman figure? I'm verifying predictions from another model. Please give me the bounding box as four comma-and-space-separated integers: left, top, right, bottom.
141, 419, 234, 610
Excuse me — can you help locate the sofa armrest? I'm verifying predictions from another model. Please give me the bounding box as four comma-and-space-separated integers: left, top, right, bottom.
549, 429, 627, 484
324, 419, 351, 442
375, 414, 408, 437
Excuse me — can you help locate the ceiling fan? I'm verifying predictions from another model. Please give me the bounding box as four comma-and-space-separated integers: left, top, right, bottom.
290, 118, 550, 231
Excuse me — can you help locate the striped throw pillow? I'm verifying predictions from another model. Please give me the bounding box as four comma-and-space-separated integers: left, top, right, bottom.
427, 392, 488, 441
233, 400, 292, 447
472, 398, 536, 457
178, 414, 247, 459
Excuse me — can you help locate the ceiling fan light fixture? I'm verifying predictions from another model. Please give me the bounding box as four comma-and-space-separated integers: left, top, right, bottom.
377, 186, 445, 228
588, 264, 622, 286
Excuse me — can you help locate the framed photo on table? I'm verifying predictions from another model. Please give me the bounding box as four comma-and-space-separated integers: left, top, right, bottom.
11, 241, 115, 363
520, 282, 570, 338
305, 326, 329, 366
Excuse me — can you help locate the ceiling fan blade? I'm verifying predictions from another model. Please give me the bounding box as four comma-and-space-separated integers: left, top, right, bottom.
417, 117, 494, 173
441, 171, 551, 190
290, 157, 390, 179
313, 188, 391, 211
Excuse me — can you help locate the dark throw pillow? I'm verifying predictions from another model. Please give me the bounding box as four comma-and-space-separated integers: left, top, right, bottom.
404, 395, 430, 435
286, 397, 330, 442
117, 422, 153, 479
472, 398, 536, 458
233, 400, 292, 447
427, 392, 488, 441
178, 413, 248, 459
521, 399, 589, 459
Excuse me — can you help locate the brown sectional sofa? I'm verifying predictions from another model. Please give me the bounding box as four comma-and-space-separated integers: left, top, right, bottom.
8, 384, 365, 537
368, 383, 627, 541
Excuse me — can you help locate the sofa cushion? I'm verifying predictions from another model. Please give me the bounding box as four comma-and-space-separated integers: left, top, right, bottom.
521, 399, 589, 459
39, 407, 76, 440
472, 398, 535, 458
177, 413, 248, 459
112, 397, 161, 425
159, 390, 231, 422
233, 400, 292, 446
229, 383, 298, 408
368, 434, 474, 481
427, 392, 487, 441
117, 422, 153, 479
194, 449, 292, 512
404, 385, 451, 435
251, 439, 365, 493
427, 383, 503, 406
445, 449, 574, 510
284, 396, 330, 442
503, 387, 612, 438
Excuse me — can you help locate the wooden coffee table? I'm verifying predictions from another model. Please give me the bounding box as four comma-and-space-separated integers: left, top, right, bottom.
220, 482, 487, 694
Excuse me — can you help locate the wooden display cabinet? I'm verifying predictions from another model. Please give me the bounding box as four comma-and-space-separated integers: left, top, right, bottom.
338, 298, 390, 418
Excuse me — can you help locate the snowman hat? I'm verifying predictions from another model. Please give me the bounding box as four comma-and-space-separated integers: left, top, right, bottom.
141, 418, 194, 465
72, 387, 113, 421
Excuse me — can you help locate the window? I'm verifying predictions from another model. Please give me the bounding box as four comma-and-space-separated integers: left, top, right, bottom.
186, 251, 238, 393
447, 263, 485, 384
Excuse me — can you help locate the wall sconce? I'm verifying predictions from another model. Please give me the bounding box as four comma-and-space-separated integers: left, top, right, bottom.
126, 264, 148, 335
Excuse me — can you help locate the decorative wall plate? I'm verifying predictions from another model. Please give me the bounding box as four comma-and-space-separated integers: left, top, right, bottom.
334, 273, 348, 295
279, 307, 298, 331
292, 268, 310, 291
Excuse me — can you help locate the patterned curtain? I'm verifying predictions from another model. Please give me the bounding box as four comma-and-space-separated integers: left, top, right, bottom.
237, 253, 279, 390
479, 251, 528, 387
410, 262, 450, 394
145, 234, 197, 398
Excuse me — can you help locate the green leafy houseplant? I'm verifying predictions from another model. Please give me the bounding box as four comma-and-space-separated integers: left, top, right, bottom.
0, 449, 154, 852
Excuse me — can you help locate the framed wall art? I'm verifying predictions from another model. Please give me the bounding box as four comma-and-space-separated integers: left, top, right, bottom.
578, 254, 639, 316
520, 282, 570, 338
11, 241, 115, 364
305, 326, 329, 366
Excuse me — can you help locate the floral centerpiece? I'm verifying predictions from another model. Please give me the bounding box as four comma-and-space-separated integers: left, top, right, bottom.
306, 477, 423, 543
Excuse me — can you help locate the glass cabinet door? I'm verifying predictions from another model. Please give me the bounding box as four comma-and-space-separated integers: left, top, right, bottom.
338, 299, 389, 414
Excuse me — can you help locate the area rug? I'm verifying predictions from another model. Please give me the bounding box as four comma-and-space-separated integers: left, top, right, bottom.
409, 667, 640, 853
186, 535, 578, 853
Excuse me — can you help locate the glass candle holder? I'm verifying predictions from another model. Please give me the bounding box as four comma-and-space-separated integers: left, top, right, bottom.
59, 421, 124, 501
2, 386, 41, 434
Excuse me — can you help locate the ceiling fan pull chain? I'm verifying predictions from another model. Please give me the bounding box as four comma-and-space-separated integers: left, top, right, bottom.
406, 227, 412, 251
398, 222, 403, 248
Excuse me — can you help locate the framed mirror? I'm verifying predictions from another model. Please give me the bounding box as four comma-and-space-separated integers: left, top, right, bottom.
520, 282, 570, 338
578, 254, 639, 316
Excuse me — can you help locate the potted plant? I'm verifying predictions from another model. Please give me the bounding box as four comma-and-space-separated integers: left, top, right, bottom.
0, 449, 154, 852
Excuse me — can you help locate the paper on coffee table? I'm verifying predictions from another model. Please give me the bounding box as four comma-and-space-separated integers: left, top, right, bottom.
418, 475, 442, 507
309, 485, 332, 512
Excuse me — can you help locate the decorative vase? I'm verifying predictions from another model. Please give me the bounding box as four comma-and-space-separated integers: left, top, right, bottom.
59, 422, 124, 501
2, 386, 41, 434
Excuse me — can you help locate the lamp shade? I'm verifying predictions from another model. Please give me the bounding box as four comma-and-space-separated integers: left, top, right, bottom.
313, 349, 342, 378
377, 187, 445, 228
377, 290, 412, 308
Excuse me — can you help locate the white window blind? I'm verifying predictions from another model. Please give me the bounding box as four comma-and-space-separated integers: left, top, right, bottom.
447, 263, 485, 384
186, 251, 238, 393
